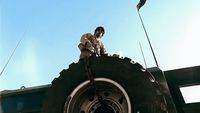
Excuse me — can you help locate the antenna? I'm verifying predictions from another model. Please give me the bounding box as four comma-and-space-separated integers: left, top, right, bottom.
139, 42, 147, 68
0, 31, 26, 76
136, 0, 159, 68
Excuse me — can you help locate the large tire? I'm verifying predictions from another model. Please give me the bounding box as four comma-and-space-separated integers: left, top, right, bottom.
41, 55, 167, 113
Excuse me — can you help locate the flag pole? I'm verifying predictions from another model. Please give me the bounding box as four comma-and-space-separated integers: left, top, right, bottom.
136, 0, 159, 67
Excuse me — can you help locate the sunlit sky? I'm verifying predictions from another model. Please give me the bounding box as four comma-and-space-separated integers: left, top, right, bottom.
1, 0, 200, 91
180, 85, 200, 104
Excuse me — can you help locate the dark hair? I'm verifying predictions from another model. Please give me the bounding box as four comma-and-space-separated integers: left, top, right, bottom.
94, 26, 105, 35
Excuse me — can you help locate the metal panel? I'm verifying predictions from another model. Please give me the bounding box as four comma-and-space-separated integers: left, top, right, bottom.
0, 85, 50, 113
165, 66, 200, 113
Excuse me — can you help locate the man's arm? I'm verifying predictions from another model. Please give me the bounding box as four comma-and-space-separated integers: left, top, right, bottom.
79, 33, 95, 53
100, 41, 106, 55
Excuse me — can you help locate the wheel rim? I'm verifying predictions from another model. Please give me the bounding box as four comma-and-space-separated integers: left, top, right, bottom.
63, 78, 131, 113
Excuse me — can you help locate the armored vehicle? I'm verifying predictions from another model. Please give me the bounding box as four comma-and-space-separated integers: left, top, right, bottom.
1, 55, 200, 113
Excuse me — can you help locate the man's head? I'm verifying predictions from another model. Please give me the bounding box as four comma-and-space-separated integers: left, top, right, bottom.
94, 26, 105, 38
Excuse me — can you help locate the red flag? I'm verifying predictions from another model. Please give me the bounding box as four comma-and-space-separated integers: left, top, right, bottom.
137, 0, 147, 10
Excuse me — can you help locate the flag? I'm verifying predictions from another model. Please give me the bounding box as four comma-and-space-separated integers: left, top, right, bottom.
137, 0, 147, 10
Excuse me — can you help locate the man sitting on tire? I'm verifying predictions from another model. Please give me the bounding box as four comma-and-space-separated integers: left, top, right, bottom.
78, 26, 106, 59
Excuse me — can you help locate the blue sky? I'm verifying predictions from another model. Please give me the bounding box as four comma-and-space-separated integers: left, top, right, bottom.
1, 0, 200, 91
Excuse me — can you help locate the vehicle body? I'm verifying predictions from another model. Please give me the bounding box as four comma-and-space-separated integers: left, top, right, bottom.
1, 55, 200, 113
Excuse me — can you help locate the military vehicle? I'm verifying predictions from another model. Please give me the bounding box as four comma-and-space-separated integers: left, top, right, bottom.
1, 1, 200, 113
1, 55, 200, 113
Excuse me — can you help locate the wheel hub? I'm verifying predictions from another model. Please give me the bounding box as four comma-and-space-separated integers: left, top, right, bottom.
63, 78, 131, 113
